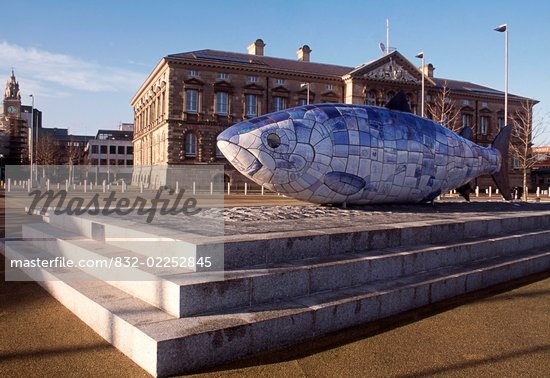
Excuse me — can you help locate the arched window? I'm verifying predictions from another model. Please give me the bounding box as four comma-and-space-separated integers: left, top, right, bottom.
366, 90, 377, 105
185, 133, 197, 157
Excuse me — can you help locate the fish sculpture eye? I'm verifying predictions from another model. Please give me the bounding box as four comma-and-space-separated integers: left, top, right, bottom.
267, 133, 281, 149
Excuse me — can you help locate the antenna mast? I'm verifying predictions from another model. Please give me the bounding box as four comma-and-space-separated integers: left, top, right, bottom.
386, 18, 390, 54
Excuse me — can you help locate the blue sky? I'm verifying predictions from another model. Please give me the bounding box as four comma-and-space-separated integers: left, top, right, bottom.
1, 0, 549, 141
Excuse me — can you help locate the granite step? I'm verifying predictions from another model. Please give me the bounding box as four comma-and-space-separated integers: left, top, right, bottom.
21, 220, 550, 317
4, 239, 550, 377
36, 209, 550, 270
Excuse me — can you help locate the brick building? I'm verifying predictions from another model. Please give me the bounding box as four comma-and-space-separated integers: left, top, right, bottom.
131, 40, 535, 189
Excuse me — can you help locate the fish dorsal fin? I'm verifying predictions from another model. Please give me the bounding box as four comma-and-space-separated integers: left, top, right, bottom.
385, 90, 411, 113
459, 126, 473, 140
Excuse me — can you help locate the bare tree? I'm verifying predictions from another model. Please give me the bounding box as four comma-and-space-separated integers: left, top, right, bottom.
426, 81, 462, 133
510, 99, 548, 200
67, 137, 84, 165
35, 134, 59, 165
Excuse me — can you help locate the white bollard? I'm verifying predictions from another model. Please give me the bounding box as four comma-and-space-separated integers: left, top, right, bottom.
102, 180, 106, 193
7, 178, 10, 192
73, 183, 76, 191
57, 183, 60, 190
475, 186, 479, 197
537, 187, 540, 197
121, 181, 125, 193
47, 179, 50, 192
192, 181, 196, 195
210, 182, 213, 195
27, 179, 31, 193
175, 181, 179, 193
84, 180, 87, 193
140, 182, 144, 193
261, 185, 264, 196
227, 182, 231, 195
244, 182, 248, 195
65, 179, 69, 191
488, 186, 492, 197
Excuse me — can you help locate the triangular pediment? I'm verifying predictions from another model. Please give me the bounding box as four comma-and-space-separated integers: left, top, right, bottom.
321, 90, 339, 99
271, 85, 290, 94
183, 77, 205, 86
347, 51, 435, 85
213, 80, 234, 93
243, 83, 264, 91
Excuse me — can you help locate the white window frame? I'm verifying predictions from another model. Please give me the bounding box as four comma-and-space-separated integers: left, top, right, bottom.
245, 94, 257, 117
189, 70, 199, 77
462, 113, 470, 127
247, 75, 258, 83
185, 89, 198, 112
480, 116, 489, 135
275, 78, 285, 85
215, 92, 228, 115
325, 84, 333, 90
185, 133, 196, 157
274, 96, 286, 111
218, 73, 229, 80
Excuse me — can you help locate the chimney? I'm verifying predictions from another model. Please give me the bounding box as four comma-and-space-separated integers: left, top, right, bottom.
247, 39, 266, 56
422, 63, 435, 78
297, 45, 312, 62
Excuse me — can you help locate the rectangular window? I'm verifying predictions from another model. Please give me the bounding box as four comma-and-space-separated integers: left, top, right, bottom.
463, 99, 470, 106
185, 89, 198, 112
215, 92, 228, 115
512, 156, 520, 169
480, 116, 489, 135
481, 102, 488, 108
91, 145, 98, 154
245, 94, 257, 117
247, 76, 258, 83
127, 159, 133, 166
274, 96, 286, 111
298, 98, 308, 106
498, 117, 504, 130
100, 159, 107, 166
275, 78, 285, 85
218, 73, 229, 80
118, 146, 125, 154
126, 146, 133, 155
109, 145, 116, 154
100, 145, 107, 154
461, 114, 470, 127
189, 70, 199, 77
325, 84, 333, 90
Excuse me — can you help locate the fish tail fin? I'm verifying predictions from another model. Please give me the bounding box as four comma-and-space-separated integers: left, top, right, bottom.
491, 125, 513, 201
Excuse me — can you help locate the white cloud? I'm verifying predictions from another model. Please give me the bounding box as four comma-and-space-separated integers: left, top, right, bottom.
0, 41, 146, 93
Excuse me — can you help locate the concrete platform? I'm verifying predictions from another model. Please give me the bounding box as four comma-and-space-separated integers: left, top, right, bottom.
3, 202, 550, 376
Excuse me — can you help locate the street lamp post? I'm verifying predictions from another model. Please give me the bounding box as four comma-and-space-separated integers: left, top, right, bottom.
494, 24, 508, 126
300, 83, 310, 104
29, 94, 34, 186
415, 52, 425, 117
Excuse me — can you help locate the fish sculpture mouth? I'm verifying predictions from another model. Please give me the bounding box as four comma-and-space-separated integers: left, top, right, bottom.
216, 139, 263, 177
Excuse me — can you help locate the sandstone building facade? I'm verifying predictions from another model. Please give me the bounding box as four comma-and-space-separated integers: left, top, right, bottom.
131, 40, 534, 190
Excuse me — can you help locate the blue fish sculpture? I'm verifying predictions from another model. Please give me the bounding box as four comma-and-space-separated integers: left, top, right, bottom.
217, 97, 511, 204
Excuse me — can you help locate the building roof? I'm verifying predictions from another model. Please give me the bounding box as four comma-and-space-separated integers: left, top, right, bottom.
432, 78, 535, 102
167, 49, 353, 78
95, 129, 133, 141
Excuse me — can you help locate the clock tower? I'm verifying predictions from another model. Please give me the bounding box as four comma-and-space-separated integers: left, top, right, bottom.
3, 69, 21, 119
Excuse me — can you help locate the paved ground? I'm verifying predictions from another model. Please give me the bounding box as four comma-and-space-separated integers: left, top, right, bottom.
1, 194, 550, 377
